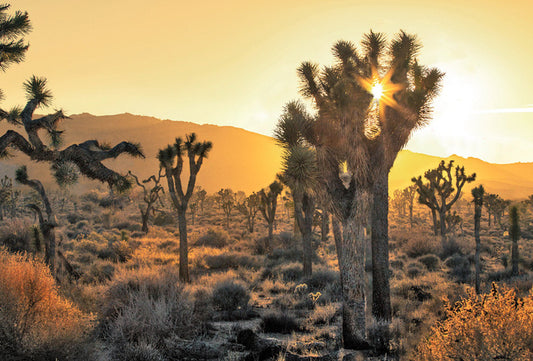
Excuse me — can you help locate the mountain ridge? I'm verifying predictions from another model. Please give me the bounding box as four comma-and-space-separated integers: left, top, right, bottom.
0, 113, 531, 199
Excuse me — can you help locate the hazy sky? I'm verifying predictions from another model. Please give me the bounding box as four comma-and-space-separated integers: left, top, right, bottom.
3, 0, 532, 163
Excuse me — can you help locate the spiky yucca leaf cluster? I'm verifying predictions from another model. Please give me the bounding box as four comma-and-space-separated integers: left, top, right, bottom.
51, 161, 79, 188
157, 133, 212, 168
14, 164, 28, 183
23, 76, 53, 107
0, 3, 31, 72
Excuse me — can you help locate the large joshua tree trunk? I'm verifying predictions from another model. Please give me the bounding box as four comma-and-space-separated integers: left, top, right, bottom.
474, 199, 482, 294
371, 173, 391, 323
177, 205, 189, 282
338, 188, 371, 350
431, 209, 438, 235
294, 193, 315, 277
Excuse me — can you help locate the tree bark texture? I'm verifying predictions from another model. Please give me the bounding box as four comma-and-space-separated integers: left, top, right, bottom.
474, 202, 481, 294
337, 188, 371, 350
371, 173, 391, 322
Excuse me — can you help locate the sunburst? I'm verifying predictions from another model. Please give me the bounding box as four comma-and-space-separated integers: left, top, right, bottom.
358, 66, 404, 139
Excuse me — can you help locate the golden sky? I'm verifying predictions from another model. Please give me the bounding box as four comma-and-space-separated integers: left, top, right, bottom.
3, 0, 533, 163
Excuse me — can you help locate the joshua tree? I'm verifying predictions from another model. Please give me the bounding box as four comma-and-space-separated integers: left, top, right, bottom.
510, 205, 520, 276
412, 160, 475, 245
403, 184, 417, 228
158, 133, 212, 283
128, 170, 164, 233
0, 77, 143, 272
472, 185, 484, 294
274, 101, 318, 276
258, 180, 283, 251
294, 31, 443, 347
236, 192, 260, 233
15, 166, 56, 263
217, 188, 235, 229
196, 186, 207, 213
390, 189, 408, 219
0, 175, 12, 219
0, 3, 31, 76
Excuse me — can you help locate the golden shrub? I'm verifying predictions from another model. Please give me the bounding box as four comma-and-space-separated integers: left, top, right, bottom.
416, 283, 533, 360
0, 248, 93, 359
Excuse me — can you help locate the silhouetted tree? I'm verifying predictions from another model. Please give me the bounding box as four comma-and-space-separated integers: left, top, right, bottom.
196, 186, 207, 213
0, 77, 143, 272
128, 170, 164, 233
0, 175, 13, 219
15, 165, 55, 263
217, 188, 235, 229
295, 31, 443, 347
274, 101, 318, 276
471, 185, 484, 294
412, 160, 475, 245
403, 184, 417, 228
258, 180, 283, 251
510, 205, 520, 276
236, 192, 260, 233
390, 188, 408, 219
158, 133, 212, 282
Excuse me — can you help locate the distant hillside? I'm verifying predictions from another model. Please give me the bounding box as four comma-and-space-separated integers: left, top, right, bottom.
0, 113, 531, 199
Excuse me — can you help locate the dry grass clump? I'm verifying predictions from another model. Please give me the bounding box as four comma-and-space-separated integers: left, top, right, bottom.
98, 267, 212, 360
416, 284, 533, 360
211, 279, 251, 320
0, 217, 34, 252
195, 228, 230, 248
204, 252, 259, 270
0, 248, 93, 360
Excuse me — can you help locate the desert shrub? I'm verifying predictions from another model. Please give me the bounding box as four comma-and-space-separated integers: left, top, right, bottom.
416, 284, 533, 360
82, 260, 115, 283
303, 269, 339, 291
267, 247, 302, 264
261, 311, 300, 334
114, 221, 141, 232
211, 279, 250, 313
390, 258, 405, 270
0, 218, 33, 253
204, 252, 258, 270
111, 240, 134, 262
444, 254, 471, 283
439, 238, 463, 259
418, 254, 441, 271
274, 262, 303, 282
0, 248, 92, 360
195, 228, 229, 248
99, 268, 211, 360
407, 261, 424, 278
81, 189, 102, 204
405, 235, 438, 258
305, 303, 338, 327
66, 212, 83, 224
153, 212, 175, 226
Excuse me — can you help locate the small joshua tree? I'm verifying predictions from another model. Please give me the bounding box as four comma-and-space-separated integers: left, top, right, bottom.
158, 133, 212, 283
412, 160, 476, 245
196, 186, 207, 214
236, 192, 260, 233
471, 185, 484, 293
128, 170, 164, 233
258, 180, 283, 251
0, 77, 144, 272
217, 188, 235, 229
510, 205, 520, 276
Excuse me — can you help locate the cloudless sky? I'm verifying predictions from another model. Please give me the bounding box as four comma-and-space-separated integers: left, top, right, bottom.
3, 0, 532, 163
